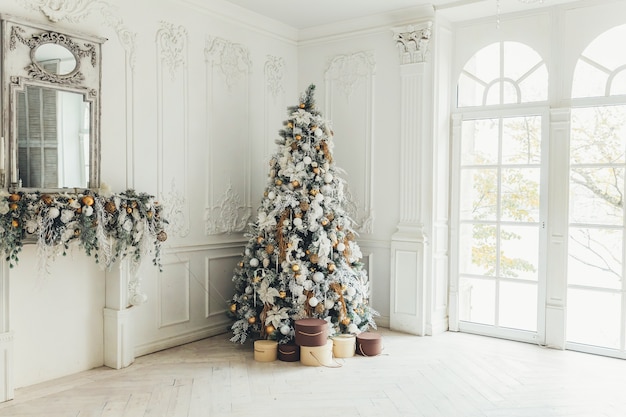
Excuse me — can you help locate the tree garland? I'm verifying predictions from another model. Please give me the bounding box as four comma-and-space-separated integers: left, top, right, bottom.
0, 189, 167, 270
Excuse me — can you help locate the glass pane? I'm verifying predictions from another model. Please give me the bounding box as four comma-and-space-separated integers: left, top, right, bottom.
582, 24, 626, 75
500, 225, 539, 280
569, 167, 624, 226
572, 60, 608, 98
470, 43, 500, 84
459, 223, 497, 276
610, 69, 626, 96
485, 81, 501, 106
567, 288, 621, 349
502, 80, 518, 104
460, 168, 498, 221
499, 281, 537, 331
457, 72, 484, 108
501, 168, 540, 222
461, 119, 499, 165
519, 66, 548, 102
571, 106, 626, 165
459, 277, 495, 325
502, 116, 541, 165
568, 227, 622, 290
504, 41, 542, 82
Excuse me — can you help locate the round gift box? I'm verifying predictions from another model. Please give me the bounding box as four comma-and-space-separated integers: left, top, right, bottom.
278, 343, 300, 362
294, 318, 328, 347
254, 340, 278, 362
332, 334, 356, 358
356, 332, 382, 357
300, 339, 333, 367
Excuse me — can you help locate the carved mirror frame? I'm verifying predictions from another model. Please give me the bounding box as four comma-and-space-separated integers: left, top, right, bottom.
1, 14, 105, 192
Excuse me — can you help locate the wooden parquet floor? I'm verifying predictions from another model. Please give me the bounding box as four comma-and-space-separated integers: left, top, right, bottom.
1, 329, 626, 416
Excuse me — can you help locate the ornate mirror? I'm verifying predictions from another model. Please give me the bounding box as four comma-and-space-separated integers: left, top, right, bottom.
1, 15, 105, 191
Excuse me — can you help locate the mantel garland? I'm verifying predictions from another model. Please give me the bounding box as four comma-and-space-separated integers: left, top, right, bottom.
0, 189, 167, 270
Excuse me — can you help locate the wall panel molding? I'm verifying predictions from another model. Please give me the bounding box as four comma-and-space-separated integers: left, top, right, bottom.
156, 21, 190, 238
204, 36, 252, 235
324, 51, 376, 234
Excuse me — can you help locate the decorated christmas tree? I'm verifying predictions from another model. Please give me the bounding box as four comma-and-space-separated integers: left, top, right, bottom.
228, 84, 377, 344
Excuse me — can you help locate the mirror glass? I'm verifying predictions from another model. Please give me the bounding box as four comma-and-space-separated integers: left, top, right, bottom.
33, 43, 77, 76
16, 85, 90, 189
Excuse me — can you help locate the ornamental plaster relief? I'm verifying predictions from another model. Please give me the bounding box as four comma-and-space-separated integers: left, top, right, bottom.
264, 55, 285, 98
392, 21, 432, 65
157, 21, 187, 81
205, 36, 251, 90
205, 183, 250, 235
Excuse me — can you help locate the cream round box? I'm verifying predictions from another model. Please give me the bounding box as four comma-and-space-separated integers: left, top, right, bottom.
331, 334, 356, 358
254, 340, 278, 362
300, 339, 333, 367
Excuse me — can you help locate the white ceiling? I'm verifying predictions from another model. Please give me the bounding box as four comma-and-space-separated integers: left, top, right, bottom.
220, 0, 580, 28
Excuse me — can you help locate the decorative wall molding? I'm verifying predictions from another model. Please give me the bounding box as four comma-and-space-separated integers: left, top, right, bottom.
204, 252, 241, 318
19, 0, 138, 69
392, 21, 432, 64
204, 36, 252, 236
204, 183, 250, 235
161, 178, 189, 238
325, 51, 376, 100
264, 55, 285, 98
325, 51, 376, 234
157, 21, 188, 81
156, 22, 190, 238
204, 36, 252, 90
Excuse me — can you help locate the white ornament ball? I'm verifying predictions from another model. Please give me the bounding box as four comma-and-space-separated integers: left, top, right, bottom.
293, 217, 303, 227
245, 286, 253, 294
48, 207, 60, 219
324, 299, 335, 309
348, 323, 359, 333
315, 127, 323, 137
262, 258, 270, 268
303, 156, 312, 165
314, 193, 324, 202
313, 271, 324, 283
249, 258, 259, 267
268, 191, 276, 200
280, 325, 290, 335
301, 143, 311, 151
308, 296, 319, 307
245, 248, 251, 256
303, 280, 313, 291
347, 287, 356, 297
336, 242, 346, 252
84, 206, 94, 216
323, 173, 333, 183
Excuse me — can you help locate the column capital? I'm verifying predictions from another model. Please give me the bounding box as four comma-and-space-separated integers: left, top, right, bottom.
392, 21, 433, 65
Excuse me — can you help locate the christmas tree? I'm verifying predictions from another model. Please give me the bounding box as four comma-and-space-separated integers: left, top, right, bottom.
228, 84, 377, 344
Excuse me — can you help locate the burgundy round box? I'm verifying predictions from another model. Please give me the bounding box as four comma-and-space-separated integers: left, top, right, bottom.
278, 343, 300, 362
294, 318, 328, 347
356, 332, 382, 356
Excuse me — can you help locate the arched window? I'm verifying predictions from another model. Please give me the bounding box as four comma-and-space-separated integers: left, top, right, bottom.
451, 41, 548, 341
457, 41, 548, 107
568, 24, 626, 353
572, 24, 626, 98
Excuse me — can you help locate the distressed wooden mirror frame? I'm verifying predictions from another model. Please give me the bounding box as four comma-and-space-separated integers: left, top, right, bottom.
1, 14, 106, 192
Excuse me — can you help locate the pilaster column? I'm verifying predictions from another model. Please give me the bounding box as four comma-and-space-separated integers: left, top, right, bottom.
389, 21, 433, 336
103, 259, 137, 369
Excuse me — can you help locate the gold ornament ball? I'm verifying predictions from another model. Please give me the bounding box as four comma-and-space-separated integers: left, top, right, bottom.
313, 167, 320, 174
8, 193, 20, 202
81, 195, 94, 207
287, 122, 293, 129
300, 202, 309, 211
126, 206, 133, 214
275, 179, 283, 186
279, 291, 287, 298
299, 103, 305, 109
229, 304, 237, 313
266, 325, 276, 335
310, 254, 319, 264
9, 203, 18, 211
341, 317, 351, 326
295, 134, 302, 141
41, 194, 53, 205
105, 201, 116, 214
238, 262, 244, 268
292, 264, 300, 272
257, 236, 264, 244
291, 180, 300, 188
11, 219, 19, 228
328, 263, 336, 273
321, 218, 329, 226
157, 231, 168, 242
265, 244, 275, 254
248, 316, 256, 324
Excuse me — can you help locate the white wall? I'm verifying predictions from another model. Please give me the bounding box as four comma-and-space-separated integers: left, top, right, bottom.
0, 0, 299, 389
